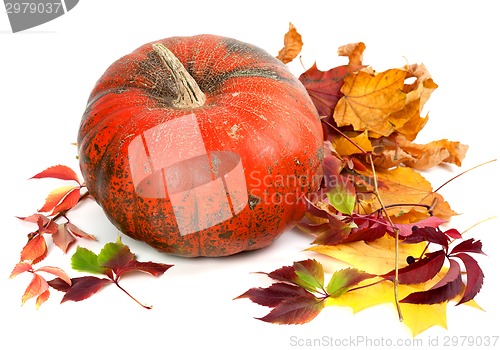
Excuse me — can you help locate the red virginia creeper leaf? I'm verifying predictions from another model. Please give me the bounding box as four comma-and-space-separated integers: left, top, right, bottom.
52, 224, 76, 253
47, 277, 71, 292
22, 274, 49, 305
342, 214, 388, 243
402, 226, 449, 247
97, 237, 136, 274
20, 215, 57, 235
36, 289, 50, 309
65, 222, 97, 240
453, 253, 484, 305
257, 294, 324, 325
383, 250, 446, 284
293, 259, 325, 292
61, 276, 111, 303
311, 217, 351, 246
10, 262, 33, 278
35, 266, 72, 286
50, 187, 81, 215
400, 259, 462, 304
38, 185, 80, 213
444, 228, 462, 239
20, 234, 47, 264
17, 213, 50, 223
450, 239, 485, 255
236, 282, 313, 307
30, 165, 81, 184
115, 260, 174, 277
326, 268, 375, 297
265, 264, 300, 285
393, 216, 447, 237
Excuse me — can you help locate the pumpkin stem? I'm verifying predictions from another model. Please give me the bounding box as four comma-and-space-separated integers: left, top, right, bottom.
152, 43, 206, 109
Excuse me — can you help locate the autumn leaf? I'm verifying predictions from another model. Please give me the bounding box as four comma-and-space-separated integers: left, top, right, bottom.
325, 268, 374, 297
326, 175, 356, 215
65, 222, 96, 240
62, 237, 173, 308
337, 42, 366, 66
293, 259, 325, 292
450, 238, 484, 255
452, 253, 484, 305
299, 63, 363, 118
71, 246, 109, 275
52, 224, 77, 253
30, 164, 81, 184
276, 23, 303, 64
331, 130, 373, 156
10, 262, 33, 278
371, 133, 468, 170
308, 235, 427, 275
35, 266, 72, 286
256, 294, 324, 325
236, 282, 314, 308
259, 259, 325, 293
61, 276, 111, 303
333, 68, 407, 137
39, 185, 81, 215
325, 280, 448, 336
361, 166, 456, 220
401, 259, 463, 304
22, 274, 49, 305
20, 234, 47, 264
382, 250, 446, 285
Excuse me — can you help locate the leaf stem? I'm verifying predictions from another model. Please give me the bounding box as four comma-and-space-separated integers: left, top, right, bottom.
114, 279, 152, 310
368, 153, 403, 322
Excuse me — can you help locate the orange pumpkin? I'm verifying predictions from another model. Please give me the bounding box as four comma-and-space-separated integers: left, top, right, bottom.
78, 35, 323, 257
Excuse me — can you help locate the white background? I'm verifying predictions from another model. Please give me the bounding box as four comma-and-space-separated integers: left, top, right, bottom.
1, 1, 499, 349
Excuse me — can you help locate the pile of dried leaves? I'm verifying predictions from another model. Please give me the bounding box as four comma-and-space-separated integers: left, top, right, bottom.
238, 23, 487, 336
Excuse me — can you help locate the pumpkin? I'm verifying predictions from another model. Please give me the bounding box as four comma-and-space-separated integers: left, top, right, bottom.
77, 34, 324, 257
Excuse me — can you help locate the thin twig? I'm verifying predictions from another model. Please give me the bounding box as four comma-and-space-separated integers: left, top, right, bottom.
321, 119, 368, 155
368, 153, 403, 322
434, 159, 496, 193
460, 216, 496, 236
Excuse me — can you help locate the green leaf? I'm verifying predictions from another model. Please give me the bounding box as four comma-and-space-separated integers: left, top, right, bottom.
326, 176, 356, 215
71, 247, 107, 275
326, 268, 375, 298
97, 236, 135, 271
293, 260, 324, 292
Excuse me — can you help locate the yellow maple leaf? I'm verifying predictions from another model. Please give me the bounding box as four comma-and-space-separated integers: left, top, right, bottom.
308, 235, 426, 275
276, 23, 303, 64
326, 280, 448, 336
362, 166, 456, 220
334, 68, 407, 136
332, 130, 373, 156
392, 63, 438, 141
